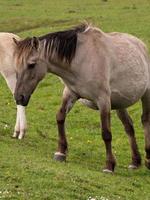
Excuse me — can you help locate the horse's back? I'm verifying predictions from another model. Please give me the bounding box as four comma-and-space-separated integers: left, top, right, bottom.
0, 32, 20, 73
109, 32, 148, 57
0, 32, 19, 54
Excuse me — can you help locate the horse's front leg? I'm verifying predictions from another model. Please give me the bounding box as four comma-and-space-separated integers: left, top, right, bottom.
98, 97, 116, 173
1, 72, 27, 139
13, 105, 27, 139
54, 87, 78, 162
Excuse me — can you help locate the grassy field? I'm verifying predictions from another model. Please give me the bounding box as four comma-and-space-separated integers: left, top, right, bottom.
1, 0, 150, 199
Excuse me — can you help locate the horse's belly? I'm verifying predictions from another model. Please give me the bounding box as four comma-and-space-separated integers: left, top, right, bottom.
110, 64, 149, 109
110, 86, 146, 109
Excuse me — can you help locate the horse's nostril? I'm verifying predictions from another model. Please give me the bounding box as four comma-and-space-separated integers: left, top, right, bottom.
20, 95, 24, 101
15, 93, 29, 106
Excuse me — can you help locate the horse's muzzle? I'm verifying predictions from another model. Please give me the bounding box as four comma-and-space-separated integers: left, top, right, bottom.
15, 94, 31, 106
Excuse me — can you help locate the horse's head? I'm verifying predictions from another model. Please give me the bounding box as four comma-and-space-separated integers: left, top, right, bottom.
13, 37, 47, 106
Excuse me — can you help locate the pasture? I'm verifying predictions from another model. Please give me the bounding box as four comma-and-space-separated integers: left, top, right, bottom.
0, 0, 150, 199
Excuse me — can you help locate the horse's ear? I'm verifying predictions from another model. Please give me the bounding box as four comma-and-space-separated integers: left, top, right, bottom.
31, 37, 40, 50
13, 38, 19, 46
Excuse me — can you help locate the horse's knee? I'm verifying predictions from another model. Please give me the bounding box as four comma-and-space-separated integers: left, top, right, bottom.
56, 109, 66, 124
118, 111, 135, 135
102, 130, 112, 141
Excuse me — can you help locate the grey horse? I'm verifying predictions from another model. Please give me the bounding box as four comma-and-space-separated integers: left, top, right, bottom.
13, 24, 150, 172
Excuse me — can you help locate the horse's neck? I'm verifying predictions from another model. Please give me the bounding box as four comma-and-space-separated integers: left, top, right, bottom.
47, 60, 76, 85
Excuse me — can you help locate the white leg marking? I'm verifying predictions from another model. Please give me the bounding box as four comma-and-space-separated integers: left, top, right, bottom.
17, 105, 27, 139
128, 164, 138, 169
103, 169, 113, 173
13, 106, 20, 138
54, 152, 66, 156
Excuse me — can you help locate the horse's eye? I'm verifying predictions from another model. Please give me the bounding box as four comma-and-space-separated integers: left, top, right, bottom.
28, 63, 36, 69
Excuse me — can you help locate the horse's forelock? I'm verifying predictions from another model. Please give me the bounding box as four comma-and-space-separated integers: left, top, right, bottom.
15, 38, 33, 68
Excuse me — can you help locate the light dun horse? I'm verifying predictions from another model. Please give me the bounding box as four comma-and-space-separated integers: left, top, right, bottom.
0, 33, 27, 139
13, 24, 150, 172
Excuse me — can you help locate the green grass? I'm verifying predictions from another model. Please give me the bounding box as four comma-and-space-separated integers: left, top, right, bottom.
1, 0, 150, 199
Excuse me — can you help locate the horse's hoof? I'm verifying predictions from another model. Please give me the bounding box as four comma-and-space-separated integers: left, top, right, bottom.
145, 158, 150, 169
128, 164, 138, 169
12, 131, 20, 139
103, 160, 116, 173
18, 134, 24, 140
54, 152, 66, 162
11, 135, 17, 139
103, 169, 113, 173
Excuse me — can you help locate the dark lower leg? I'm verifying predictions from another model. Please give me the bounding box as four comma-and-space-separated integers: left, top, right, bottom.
141, 92, 150, 169
117, 110, 141, 167
56, 101, 68, 155
145, 149, 150, 169
102, 131, 116, 171
128, 138, 141, 167
54, 88, 78, 162
141, 113, 150, 168
101, 109, 116, 172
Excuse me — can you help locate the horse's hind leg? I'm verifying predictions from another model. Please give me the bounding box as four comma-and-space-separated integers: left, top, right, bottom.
141, 90, 150, 169
54, 86, 78, 162
117, 109, 141, 169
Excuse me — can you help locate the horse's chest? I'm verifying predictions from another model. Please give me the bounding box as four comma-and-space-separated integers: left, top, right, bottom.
64, 79, 99, 100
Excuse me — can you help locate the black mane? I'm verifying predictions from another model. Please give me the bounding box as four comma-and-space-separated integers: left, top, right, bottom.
39, 23, 88, 64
